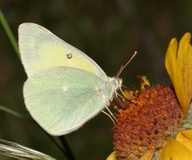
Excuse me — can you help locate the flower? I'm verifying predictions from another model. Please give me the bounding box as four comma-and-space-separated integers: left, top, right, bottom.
107, 33, 192, 160
165, 32, 192, 118
159, 32, 192, 160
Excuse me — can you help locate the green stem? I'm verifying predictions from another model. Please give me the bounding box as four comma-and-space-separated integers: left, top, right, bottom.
59, 136, 76, 160
0, 9, 20, 58
0, 105, 32, 122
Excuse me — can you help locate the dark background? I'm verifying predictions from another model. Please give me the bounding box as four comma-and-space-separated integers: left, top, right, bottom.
0, 0, 192, 159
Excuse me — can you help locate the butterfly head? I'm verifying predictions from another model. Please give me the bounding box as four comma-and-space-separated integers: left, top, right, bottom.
115, 78, 122, 90
106, 77, 122, 101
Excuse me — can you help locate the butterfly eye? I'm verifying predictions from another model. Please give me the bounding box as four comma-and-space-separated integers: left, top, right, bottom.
66, 53, 73, 59
115, 78, 122, 89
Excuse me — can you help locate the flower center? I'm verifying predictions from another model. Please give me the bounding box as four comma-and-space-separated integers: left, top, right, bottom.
113, 85, 184, 159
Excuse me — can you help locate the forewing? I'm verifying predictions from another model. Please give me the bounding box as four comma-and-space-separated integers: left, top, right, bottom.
24, 67, 106, 135
18, 23, 107, 79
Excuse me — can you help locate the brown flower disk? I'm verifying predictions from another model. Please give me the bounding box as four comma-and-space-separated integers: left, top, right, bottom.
113, 85, 184, 159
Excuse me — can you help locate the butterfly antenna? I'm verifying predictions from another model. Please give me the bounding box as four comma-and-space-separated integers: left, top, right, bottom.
116, 51, 137, 78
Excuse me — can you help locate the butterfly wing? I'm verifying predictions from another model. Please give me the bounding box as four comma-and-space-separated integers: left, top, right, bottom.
24, 67, 111, 135
19, 23, 107, 80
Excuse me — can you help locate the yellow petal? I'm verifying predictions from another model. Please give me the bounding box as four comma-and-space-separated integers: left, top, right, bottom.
165, 36, 188, 117
123, 90, 138, 100
159, 137, 192, 160
177, 33, 192, 109
176, 129, 192, 153
106, 151, 117, 160
140, 76, 150, 91
123, 90, 131, 99
139, 148, 155, 160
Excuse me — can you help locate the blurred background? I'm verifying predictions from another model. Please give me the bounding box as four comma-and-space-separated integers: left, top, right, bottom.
0, 0, 192, 159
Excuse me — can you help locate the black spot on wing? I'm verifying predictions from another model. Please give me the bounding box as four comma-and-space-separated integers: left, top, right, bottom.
66, 53, 72, 59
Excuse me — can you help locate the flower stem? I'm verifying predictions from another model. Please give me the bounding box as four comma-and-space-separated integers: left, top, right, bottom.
0, 9, 20, 58
59, 136, 76, 160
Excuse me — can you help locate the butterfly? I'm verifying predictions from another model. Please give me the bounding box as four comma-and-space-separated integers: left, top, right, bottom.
19, 23, 122, 135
